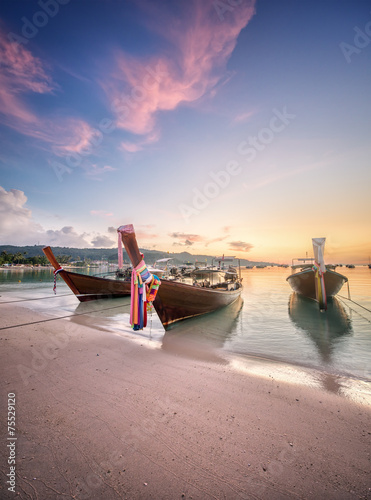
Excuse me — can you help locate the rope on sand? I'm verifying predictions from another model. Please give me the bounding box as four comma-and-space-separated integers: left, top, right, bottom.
0, 293, 74, 304
0, 303, 130, 331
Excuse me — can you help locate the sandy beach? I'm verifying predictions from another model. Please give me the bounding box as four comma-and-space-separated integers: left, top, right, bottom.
0, 303, 370, 500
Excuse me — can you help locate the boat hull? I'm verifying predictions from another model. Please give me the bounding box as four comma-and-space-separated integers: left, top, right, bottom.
57, 270, 131, 302
286, 268, 347, 301
153, 279, 242, 329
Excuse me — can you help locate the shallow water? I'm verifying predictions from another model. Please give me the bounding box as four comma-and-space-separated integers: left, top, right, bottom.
1, 266, 370, 390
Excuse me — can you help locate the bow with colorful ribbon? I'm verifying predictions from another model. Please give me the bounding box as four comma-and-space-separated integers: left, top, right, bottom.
130, 256, 161, 330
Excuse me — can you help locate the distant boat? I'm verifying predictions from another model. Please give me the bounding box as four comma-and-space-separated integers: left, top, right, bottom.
148, 258, 173, 278
286, 238, 348, 310
118, 225, 243, 329
42, 246, 131, 302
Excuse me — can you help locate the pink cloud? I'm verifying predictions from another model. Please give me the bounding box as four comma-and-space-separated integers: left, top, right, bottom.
50, 120, 104, 156
0, 26, 55, 127
120, 141, 143, 153
104, 0, 255, 139
232, 110, 255, 125
0, 25, 99, 158
120, 129, 160, 153
170, 232, 204, 243
229, 241, 253, 252
83, 164, 116, 179
205, 235, 228, 247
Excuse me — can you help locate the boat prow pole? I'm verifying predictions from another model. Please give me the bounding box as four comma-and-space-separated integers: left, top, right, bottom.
117, 225, 142, 268
42, 246, 62, 270
312, 238, 327, 311
42, 246, 80, 296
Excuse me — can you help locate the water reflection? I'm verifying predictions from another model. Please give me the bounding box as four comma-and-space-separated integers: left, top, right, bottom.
161, 296, 244, 363
288, 293, 352, 363
71, 297, 132, 331
70, 296, 244, 362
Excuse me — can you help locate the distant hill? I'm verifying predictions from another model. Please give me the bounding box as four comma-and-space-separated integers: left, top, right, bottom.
0, 245, 276, 267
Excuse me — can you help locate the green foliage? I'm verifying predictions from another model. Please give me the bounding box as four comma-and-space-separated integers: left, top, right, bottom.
0, 251, 60, 266
56, 255, 72, 264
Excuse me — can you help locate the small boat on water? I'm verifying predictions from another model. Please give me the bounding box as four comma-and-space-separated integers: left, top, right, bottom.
148, 258, 174, 278
286, 238, 348, 311
42, 246, 131, 302
118, 225, 243, 329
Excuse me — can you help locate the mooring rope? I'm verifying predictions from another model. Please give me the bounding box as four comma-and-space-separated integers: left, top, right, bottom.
337, 294, 371, 314
0, 303, 131, 331
0, 293, 74, 304
337, 295, 371, 324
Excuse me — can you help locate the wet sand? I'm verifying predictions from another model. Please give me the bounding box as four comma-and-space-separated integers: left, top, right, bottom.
0, 304, 370, 499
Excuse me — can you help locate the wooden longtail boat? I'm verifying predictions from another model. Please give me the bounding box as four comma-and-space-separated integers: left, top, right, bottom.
286, 238, 348, 310
42, 246, 131, 302
118, 225, 243, 329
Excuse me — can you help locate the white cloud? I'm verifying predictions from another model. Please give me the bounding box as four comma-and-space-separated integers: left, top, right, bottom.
0, 186, 44, 244
44, 226, 91, 247
0, 186, 113, 248
91, 235, 115, 247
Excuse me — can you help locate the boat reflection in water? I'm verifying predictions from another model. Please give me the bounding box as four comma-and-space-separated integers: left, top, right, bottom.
288, 293, 353, 394
70, 296, 243, 362
71, 297, 132, 331
161, 296, 244, 363
288, 293, 352, 362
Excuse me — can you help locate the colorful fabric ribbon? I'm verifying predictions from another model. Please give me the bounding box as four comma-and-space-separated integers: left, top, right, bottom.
312, 262, 327, 310
130, 256, 161, 330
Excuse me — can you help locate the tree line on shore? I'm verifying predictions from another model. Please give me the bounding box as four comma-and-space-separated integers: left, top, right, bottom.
0, 251, 74, 267
0, 245, 269, 267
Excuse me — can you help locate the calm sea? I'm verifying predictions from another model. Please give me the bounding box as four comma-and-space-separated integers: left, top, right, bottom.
1, 266, 370, 396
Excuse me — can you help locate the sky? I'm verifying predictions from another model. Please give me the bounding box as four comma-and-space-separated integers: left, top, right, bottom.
0, 0, 370, 264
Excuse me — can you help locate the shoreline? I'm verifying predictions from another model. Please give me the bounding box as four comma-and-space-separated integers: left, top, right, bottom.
7, 295, 371, 398
0, 303, 370, 499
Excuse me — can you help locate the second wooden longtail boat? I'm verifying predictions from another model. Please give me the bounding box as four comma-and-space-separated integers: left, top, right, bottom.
42, 246, 131, 302
286, 238, 348, 310
118, 224, 243, 329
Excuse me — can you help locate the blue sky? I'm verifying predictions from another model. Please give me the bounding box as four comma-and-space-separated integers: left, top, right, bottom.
0, 0, 370, 263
